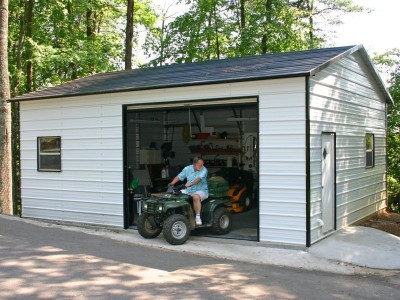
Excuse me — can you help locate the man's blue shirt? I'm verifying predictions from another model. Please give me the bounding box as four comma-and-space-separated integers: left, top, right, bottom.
177, 165, 208, 194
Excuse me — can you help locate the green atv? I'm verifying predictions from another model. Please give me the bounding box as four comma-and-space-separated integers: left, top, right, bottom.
137, 188, 232, 245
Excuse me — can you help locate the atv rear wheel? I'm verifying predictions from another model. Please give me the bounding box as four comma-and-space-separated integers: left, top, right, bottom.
137, 213, 162, 239
211, 207, 231, 235
239, 193, 252, 211
163, 214, 191, 245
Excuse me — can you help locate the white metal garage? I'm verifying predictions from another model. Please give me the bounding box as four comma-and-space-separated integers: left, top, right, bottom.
11, 45, 392, 246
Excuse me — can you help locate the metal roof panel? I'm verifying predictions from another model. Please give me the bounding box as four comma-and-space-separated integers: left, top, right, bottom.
10, 45, 392, 103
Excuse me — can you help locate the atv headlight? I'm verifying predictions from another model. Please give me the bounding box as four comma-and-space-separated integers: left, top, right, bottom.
143, 203, 148, 210
158, 205, 163, 212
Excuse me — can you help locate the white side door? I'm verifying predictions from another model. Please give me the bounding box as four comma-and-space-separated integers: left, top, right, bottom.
321, 133, 335, 233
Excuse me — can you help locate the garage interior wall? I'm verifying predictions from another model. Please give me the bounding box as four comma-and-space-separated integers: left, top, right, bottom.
126, 105, 258, 171
309, 53, 387, 243
19, 78, 307, 246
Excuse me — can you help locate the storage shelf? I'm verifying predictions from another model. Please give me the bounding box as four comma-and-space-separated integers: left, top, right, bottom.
191, 138, 238, 141
190, 149, 240, 154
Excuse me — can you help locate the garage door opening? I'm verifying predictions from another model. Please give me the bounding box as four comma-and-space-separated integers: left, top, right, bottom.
123, 97, 259, 241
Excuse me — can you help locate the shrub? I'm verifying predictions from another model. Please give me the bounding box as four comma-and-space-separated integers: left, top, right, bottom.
387, 176, 400, 213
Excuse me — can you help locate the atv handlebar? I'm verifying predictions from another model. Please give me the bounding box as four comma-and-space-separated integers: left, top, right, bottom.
166, 183, 185, 194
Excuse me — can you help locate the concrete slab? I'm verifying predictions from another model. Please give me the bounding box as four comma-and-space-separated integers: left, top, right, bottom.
309, 226, 400, 270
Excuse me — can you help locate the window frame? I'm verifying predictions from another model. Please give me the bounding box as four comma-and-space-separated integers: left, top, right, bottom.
365, 133, 375, 168
37, 136, 62, 172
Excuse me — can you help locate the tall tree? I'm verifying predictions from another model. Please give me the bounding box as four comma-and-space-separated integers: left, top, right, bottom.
146, 0, 313, 64
143, 0, 177, 66
0, 0, 12, 214
125, 0, 134, 69
292, 0, 364, 48
24, 0, 33, 92
145, 0, 231, 64
145, 0, 364, 65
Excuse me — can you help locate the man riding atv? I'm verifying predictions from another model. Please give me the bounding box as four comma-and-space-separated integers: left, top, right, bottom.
137, 157, 231, 245
169, 157, 208, 226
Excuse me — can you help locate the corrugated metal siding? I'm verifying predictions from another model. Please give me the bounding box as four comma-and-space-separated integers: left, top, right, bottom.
20, 100, 123, 226
309, 53, 387, 243
20, 77, 307, 245
258, 80, 306, 245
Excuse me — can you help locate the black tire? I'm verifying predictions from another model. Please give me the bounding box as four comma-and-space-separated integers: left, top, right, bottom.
163, 214, 191, 245
239, 193, 252, 211
137, 213, 162, 239
211, 207, 231, 235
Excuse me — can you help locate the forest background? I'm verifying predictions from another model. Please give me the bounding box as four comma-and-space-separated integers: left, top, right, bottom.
0, 0, 399, 214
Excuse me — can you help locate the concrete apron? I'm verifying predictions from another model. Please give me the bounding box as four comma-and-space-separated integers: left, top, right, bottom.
308, 226, 400, 270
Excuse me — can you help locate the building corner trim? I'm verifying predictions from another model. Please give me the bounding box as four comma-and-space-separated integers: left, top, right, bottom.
305, 76, 311, 247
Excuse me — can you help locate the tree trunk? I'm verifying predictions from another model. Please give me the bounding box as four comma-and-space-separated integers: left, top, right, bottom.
86, 9, 95, 37
159, 18, 165, 66
240, 0, 245, 28
306, 0, 315, 49
125, 0, 134, 70
25, 0, 33, 92
237, 0, 246, 56
213, 0, 220, 60
11, 0, 24, 96
261, 0, 273, 54
0, 0, 12, 215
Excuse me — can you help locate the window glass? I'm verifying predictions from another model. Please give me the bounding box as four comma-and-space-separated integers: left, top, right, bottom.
38, 137, 61, 171
365, 133, 374, 168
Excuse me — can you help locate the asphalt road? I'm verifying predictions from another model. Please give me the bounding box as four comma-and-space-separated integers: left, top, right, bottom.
0, 216, 399, 299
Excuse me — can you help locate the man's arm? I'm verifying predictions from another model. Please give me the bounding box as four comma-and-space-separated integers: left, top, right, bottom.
186, 177, 201, 187
170, 176, 180, 185
188, 167, 207, 187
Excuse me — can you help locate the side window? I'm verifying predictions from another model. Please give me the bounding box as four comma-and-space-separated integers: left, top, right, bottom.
37, 136, 61, 171
365, 133, 374, 168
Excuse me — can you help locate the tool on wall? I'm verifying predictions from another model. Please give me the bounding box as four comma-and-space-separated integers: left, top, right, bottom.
242, 133, 257, 171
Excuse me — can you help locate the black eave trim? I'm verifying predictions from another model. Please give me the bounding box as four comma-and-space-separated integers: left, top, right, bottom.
11, 73, 307, 102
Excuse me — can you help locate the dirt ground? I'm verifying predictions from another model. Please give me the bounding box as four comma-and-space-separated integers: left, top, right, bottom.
360, 209, 400, 237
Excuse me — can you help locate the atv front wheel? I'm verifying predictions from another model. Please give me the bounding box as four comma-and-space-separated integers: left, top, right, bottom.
211, 207, 231, 235
137, 213, 162, 239
163, 214, 191, 245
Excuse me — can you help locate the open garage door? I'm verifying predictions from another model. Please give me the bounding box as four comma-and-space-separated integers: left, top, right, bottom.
123, 97, 259, 241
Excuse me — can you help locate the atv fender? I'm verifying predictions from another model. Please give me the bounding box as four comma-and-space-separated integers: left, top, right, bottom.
201, 198, 229, 224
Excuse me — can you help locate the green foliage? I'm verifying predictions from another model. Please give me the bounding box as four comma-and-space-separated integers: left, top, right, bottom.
8, 0, 156, 96
7, 0, 156, 211
387, 176, 400, 213
376, 49, 400, 212
144, 0, 364, 66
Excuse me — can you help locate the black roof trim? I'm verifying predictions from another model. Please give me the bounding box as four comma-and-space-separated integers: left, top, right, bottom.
9, 45, 392, 104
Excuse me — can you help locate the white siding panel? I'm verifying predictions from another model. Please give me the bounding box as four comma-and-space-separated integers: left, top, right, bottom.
22, 207, 121, 226
258, 81, 307, 246
260, 201, 305, 216
259, 227, 305, 245
309, 53, 387, 243
259, 106, 304, 121
259, 121, 305, 135
261, 161, 305, 174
